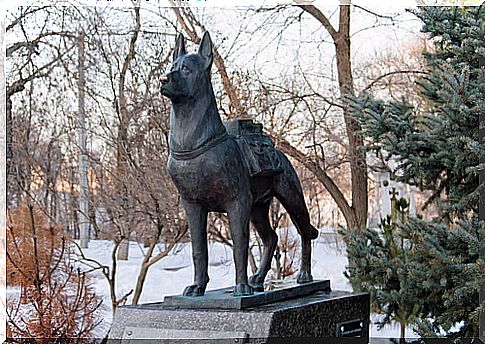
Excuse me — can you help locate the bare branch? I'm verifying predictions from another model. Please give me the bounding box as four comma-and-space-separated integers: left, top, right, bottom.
361, 70, 427, 93
353, 4, 396, 20
296, 5, 339, 42
271, 135, 356, 226
7, 31, 75, 58
7, 44, 76, 97
6, 6, 53, 32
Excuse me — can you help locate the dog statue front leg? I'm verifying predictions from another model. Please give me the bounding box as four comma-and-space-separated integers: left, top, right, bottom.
227, 196, 254, 296
182, 200, 209, 296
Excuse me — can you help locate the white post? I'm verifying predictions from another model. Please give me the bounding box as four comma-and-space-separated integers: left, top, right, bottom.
409, 185, 417, 218
381, 172, 392, 220
370, 172, 380, 227
78, 30, 89, 249
397, 182, 406, 200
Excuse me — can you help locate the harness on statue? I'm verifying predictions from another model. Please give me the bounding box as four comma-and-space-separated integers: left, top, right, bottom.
225, 119, 283, 177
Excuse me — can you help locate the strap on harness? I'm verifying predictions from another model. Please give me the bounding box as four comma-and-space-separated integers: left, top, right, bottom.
169, 132, 229, 161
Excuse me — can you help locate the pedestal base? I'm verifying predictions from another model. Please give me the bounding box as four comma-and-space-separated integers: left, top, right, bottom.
109, 286, 370, 343
163, 279, 330, 310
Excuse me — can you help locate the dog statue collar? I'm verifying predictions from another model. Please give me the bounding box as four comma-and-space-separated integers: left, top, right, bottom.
169, 132, 229, 161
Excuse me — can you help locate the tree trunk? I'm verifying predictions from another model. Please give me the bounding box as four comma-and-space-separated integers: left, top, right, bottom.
275, 246, 282, 280
248, 248, 258, 274
115, 6, 141, 260
297, 3, 368, 232
77, 30, 90, 249
117, 237, 130, 260
6, 96, 12, 205
131, 261, 149, 305
132, 226, 181, 305
335, 4, 368, 231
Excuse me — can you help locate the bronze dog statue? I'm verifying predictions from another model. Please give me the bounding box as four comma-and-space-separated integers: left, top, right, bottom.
160, 32, 318, 296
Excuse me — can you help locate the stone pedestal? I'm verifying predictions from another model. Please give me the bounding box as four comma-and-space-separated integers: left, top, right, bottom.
108, 281, 369, 343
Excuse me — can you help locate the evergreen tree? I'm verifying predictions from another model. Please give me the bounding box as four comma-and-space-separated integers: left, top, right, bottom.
343, 212, 421, 340
342, 6, 484, 338
352, 6, 483, 218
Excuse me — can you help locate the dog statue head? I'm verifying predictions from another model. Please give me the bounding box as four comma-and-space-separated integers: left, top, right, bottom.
160, 32, 214, 103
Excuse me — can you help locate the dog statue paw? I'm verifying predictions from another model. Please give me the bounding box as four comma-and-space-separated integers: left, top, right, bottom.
296, 271, 314, 284
233, 283, 254, 296
183, 284, 207, 297
248, 273, 265, 292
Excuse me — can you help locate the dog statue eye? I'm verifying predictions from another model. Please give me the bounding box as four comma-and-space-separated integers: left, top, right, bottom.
181, 65, 190, 73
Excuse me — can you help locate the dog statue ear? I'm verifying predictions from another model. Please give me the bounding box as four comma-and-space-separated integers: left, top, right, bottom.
198, 31, 213, 70
173, 33, 186, 62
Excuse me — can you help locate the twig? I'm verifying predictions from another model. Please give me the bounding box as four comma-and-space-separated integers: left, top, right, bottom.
362, 70, 427, 93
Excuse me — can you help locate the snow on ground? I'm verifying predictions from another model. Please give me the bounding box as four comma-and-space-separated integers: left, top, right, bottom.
74, 230, 418, 340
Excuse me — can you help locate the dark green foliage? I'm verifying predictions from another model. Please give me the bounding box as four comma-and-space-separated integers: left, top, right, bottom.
342, 216, 483, 338
411, 217, 484, 337
343, 6, 484, 338
350, 6, 484, 219
402, 217, 482, 337
341, 216, 422, 336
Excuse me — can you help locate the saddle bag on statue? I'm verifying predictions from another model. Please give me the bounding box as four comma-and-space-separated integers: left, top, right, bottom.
225, 119, 283, 177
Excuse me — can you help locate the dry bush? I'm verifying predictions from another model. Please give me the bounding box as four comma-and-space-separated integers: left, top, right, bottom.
7, 205, 63, 288
6, 205, 101, 340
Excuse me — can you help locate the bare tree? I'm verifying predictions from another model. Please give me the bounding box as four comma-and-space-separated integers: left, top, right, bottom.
6, 5, 76, 208
77, 29, 90, 248
293, 3, 368, 230
6, 3, 190, 318
131, 224, 187, 305
114, 5, 142, 260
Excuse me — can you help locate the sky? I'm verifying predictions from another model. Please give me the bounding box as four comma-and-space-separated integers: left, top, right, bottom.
1, 0, 427, 156
1, 0, 427, 73
2, 0, 426, 96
